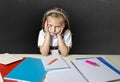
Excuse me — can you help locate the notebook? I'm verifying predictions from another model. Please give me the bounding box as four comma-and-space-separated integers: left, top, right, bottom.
46, 61, 88, 82
46, 57, 120, 82
41, 55, 70, 71
4, 57, 46, 82
0, 53, 23, 65
71, 57, 120, 82
0, 73, 3, 82
0, 57, 25, 82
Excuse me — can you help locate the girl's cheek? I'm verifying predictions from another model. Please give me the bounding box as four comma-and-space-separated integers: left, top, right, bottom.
57, 29, 62, 33
48, 27, 51, 31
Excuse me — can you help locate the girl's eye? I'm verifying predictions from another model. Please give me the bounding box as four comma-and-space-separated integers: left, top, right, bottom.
49, 25, 52, 27
56, 26, 61, 28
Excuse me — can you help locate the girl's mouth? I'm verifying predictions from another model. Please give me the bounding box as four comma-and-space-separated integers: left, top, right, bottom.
50, 32, 56, 35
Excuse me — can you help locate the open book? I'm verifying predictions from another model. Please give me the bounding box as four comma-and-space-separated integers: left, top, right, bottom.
46, 57, 120, 82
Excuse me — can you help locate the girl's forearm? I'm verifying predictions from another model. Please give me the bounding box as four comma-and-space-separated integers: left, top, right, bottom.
40, 33, 50, 56
57, 36, 70, 56
59, 45, 70, 56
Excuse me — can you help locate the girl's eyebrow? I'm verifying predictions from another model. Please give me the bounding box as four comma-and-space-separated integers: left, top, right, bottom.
48, 23, 52, 25
56, 25, 60, 26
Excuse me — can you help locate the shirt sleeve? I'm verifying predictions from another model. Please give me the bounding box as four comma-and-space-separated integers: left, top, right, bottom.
37, 29, 45, 48
63, 30, 72, 47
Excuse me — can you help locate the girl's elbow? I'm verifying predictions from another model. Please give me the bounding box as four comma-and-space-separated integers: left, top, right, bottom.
40, 49, 49, 56
61, 51, 69, 57
41, 51, 49, 56
61, 47, 70, 57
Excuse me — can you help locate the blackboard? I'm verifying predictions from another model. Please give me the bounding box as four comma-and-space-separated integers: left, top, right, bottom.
0, 0, 120, 54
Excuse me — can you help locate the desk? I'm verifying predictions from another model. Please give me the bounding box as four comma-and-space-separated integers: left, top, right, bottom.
0, 54, 120, 82
13, 54, 120, 69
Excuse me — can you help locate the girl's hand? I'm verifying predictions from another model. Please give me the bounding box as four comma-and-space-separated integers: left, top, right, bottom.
44, 20, 50, 34
57, 27, 64, 37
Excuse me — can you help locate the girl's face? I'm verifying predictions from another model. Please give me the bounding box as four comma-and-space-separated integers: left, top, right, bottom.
46, 16, 65, 36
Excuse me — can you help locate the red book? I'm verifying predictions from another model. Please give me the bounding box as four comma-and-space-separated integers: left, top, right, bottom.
0, 58, 25, 82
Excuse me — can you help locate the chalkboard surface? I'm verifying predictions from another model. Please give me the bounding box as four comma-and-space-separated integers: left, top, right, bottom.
0, 0, 120, 54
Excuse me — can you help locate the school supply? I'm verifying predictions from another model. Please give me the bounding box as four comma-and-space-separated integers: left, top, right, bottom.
4, 57, 46, 82
41, 55, 70, 71
0, 53, 24, 65
85, 60, 100, 66
0, 57, 25, 82
46, 61, 88, 82
46, 57, 120, 82
0, 73, 3, 82
47, 58, 58, 65
71, 57, 120, 82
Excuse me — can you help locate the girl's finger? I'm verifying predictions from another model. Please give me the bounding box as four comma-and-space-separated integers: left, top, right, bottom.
44, 20, 48, 28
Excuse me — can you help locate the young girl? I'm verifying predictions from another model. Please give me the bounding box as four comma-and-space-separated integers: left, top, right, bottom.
38, 7, 72, 56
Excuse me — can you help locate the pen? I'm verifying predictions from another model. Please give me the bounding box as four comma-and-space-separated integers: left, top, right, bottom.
76, 57, 94, 60
47, 58, 58, 65
85, 60, 99, 66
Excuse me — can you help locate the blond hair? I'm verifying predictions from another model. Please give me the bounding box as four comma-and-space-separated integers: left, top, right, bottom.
41, 7, 70, 31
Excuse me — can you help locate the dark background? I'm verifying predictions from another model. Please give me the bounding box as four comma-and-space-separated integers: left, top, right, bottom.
0, 0, 120, 54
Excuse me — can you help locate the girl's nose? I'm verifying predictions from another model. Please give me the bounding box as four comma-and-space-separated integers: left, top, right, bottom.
52, 27, 56, 32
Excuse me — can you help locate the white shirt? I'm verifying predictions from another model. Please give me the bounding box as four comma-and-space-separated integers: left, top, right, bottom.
37, 29, 72, 48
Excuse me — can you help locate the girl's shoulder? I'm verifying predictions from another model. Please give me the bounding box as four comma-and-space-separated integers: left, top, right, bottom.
39, 29, 44, 32
39, 29, 45, 35
64, 29, 71, 35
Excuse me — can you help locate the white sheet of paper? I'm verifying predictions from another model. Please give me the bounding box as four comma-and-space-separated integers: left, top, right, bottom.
50, 50, 60, 56
0, 73, 3, 82
0, 53, 23, 65
72, 58, 120, 82
46, 61, 88, 82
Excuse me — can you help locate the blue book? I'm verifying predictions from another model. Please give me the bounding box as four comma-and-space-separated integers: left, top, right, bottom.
4, 57, 46, 82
